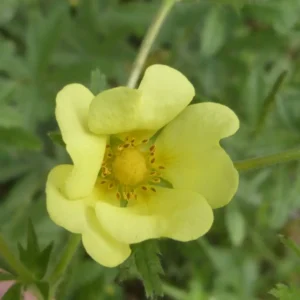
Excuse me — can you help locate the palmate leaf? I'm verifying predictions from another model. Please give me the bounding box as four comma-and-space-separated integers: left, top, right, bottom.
18, 220, 54, 280
269, 283, 300, 300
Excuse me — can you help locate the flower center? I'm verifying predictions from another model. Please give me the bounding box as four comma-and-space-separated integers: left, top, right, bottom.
98, 137, 166, 205
112, 148, 148, 186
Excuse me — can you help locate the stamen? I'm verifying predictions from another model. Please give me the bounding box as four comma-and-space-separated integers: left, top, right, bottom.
141, 186, 148, 191
127, 192, 131, 200
116, 192, 121, 200
106, 145, 110, 149
107, 153, 112, 158
123, 192, 128, 200
150, 145, 156, 152
150, 158, 155, 164
131, 138, 135, 145
151, 178, 161, 183
150, 187, 156, 192
142, 139, 149, 144
108, 183, 114, 189
150, 171, 157, 176
100, 180, 107, 184
123, 143, 130, 148
158, 166, 165, 170
117, 145, 124, 151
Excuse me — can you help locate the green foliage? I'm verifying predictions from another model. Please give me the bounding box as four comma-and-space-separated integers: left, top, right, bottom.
18, 220, 54, 280
90, 68, 108, 95
2, 283, 22, 300
133, 240, 164, 298
269, 284, 300, 300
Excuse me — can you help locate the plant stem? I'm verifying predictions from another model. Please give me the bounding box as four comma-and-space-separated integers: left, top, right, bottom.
127, 0, 177, 88
49, 234, 81, 285
234, 148, 300, 171
0, 233, 33, 283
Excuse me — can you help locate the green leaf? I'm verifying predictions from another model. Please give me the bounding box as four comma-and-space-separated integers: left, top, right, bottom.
37, 242, 54, 280
269, 283, 300, 300
2, 283, 22, 300
255, 70, 288, 135
48, 131, 65, 147
0, 127, 41, 150
0, 273, 16, 281
225, 204, 246, 247
133, 240, 164, 299
90, 68, 107, 95
35, 281, 50, 300
18, 220, 54, 280
200, 6, 227, 57
278, 235, 300, 258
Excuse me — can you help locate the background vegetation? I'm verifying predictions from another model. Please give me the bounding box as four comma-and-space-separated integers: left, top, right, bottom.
0, 0, 300, 299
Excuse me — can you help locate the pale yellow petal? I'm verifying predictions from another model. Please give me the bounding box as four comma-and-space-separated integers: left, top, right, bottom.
95, 187, 213, 244
56, 84, 106, 199
154, 103, 239, 208
46, 165, 131, 267
88, 87, 143, 135
88, 65, 195, 136
137, 64, 195, 130
46, 165, 88, 233
82, 209, 131, 268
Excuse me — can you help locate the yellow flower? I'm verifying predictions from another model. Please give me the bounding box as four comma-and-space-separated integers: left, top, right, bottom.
46, 65, 239, 267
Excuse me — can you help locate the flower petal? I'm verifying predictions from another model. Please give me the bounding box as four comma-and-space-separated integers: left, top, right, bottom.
88, 87, 143, 135
82, 209, 131, 268
56, 84, 106, 199
137, 64, 195, 130
95, 187, 213, 244
88, 65, 195, 136
46, 165, 88, 233
154, 103, 239, 208
46, 165, 131, 267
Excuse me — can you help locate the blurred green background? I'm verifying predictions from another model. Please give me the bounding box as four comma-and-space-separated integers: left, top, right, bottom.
1, 0, 300, 299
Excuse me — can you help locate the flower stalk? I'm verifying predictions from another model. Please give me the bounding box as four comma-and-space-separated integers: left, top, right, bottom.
234, 148, 300, 171
127, 0, 177, 88
48, 234, 81, 285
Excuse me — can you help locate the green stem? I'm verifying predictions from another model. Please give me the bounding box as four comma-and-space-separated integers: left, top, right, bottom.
234, 148, 300, 171
127, 0, 177, 88
0, 233, 33, 283
49, 234, 81, 285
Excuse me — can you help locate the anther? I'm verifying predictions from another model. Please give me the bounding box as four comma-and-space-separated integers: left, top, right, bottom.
152, 178, 161, 183
150, 145, 156, 152
107, 153, 112, 158
123, 143, 130, 148
150, 171, 157, 176
141, 186, 148, 191
116, 192, 121, 200
150, 158, 155, 164
142, 139, 149, 144
150, 187, 156, 192
108, 183, 114, 189
158, 166, 165, 170
106, 145, 110, 149
117, 145, 124, 151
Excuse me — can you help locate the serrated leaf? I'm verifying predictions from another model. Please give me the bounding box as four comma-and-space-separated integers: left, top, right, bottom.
90, 68, 107, 95
269, 283, 300, 300
48, 131, 65, 147
279, 235, 300, 258
133, 240, 164, 299
26, 219, 40, 256
37, 242, 54, 280
0, 273, 16, 281
2, 283, 22, 300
